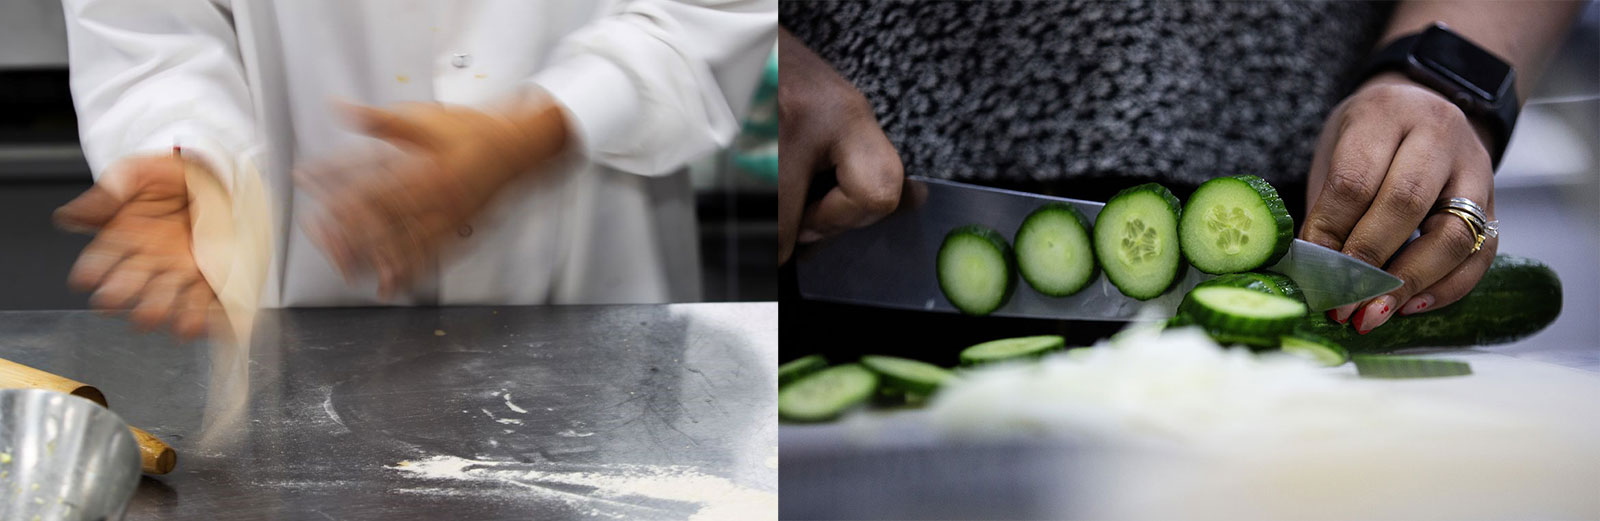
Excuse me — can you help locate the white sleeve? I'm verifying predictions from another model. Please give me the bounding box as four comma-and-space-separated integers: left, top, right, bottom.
62, 0, 256, 192
530, 0, 778, 177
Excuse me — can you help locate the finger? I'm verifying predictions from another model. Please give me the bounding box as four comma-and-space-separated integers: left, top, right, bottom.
1339, 130, 1452, 268
1300, 116, 1403, 252
1349, 154, 1492, 333
67, 229, 141, 291
53, 185, 125, 233
338, 102, 430, 149
778, 133, 822, 264
90, 259, 160, 311
127, 271, 187, 331
1402, 234, 1497, 316
172, 282, 217, 341
796, 127, 903, 242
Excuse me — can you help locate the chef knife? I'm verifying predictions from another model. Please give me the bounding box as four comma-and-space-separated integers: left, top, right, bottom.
793, 176, 1402, 321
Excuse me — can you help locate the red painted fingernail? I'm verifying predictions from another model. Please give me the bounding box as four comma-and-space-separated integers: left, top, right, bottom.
1351, 307, 1368, 333
1325, 310, 1340, 324
1400, 294, 1434, 316
1331, 304, 1357, 324
1356, 295, 1398, 334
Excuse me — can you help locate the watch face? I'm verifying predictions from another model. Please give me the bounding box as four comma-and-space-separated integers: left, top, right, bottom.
1413, 26, 1512, 102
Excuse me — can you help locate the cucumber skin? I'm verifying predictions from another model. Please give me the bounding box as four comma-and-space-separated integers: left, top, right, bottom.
938, 225, 1017, 316
778, 355, 828, 388
1094, 183, 1183, 300
1016, 203, 1099, 297
1297, 255, 1562, 353
1181, 175, 1294, 274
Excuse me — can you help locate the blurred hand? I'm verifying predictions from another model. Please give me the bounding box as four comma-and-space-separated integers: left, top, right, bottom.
298, 95, 568, 298
1301, 72, 1498, 334
778, 28, 904, 264
54, 155, 218, 340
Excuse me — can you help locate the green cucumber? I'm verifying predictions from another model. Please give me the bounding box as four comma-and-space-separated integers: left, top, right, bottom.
1296, 255, 1562, 353
1093, 183, 1183, 300
1179, 286, 1306, 347
1015, 203, 1098, 297
1179, 175, 1293, 274
778, 364, 879, 422
1353, 355, 1472, 378
1279, 332, 1349, 366
1257, 270, 1305, 305
960, 335, 1067, 366
778, 355, 828, 388
937, 225, 1017, 315
860, 355, 956, 395
1195, 273, 1278, 295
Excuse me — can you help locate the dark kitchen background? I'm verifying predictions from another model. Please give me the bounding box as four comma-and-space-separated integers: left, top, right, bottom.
0, 0, 779, 310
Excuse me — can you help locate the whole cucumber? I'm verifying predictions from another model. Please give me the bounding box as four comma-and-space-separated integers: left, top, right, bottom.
1298, 255, 1562, 353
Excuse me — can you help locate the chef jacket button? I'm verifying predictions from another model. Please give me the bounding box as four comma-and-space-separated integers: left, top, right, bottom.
451, 53, 472, 68
457, 224, 473, 237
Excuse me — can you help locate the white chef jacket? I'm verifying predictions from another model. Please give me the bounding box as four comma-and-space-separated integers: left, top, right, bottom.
62, 0, 776, 307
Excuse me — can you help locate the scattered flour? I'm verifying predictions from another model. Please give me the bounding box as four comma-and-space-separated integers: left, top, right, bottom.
388, 455, 775, 520
503, 392, 528, 414
556, 430, 594, 438
496, 418, 524, 426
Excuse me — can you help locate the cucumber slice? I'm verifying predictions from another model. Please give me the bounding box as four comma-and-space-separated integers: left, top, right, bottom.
1195, 273, 1278, 296
1092, 183, 1183, 300
860, 355, 956, 395
778, 354, 828, 388
959, 335, 1067, 366
1015, 203, 1097, 297
1279, 333, 1349, 367
778, 364, 879, 422
1179, 286, 1306, 341
1179, 175, 1293, 274
1352, 355, 1472, 379
937, 225, 1017, 315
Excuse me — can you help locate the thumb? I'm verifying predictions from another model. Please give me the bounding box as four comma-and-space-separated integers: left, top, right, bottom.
337, 101, 428, 148
53, 156, 171, 233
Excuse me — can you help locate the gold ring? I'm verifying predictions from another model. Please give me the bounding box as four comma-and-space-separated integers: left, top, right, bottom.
1443, 207, 1486, 253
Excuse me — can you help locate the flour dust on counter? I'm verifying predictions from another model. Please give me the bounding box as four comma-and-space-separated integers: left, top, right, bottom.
386, 454, 776, 520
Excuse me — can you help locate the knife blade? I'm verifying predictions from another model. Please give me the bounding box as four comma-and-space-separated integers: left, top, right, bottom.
794, 176, 1402, 320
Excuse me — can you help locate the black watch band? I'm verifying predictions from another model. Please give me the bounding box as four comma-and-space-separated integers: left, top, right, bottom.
1355, 23, 1519, 170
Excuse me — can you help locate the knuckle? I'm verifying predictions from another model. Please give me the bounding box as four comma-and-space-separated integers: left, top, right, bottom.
1382, 176, 1435, 217
1322, 164, 1375, 205
1342, 237, 1389, 268
1300, 214, 1348, 249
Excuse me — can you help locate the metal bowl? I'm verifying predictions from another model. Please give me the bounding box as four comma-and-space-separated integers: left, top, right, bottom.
0, 389, 140, 521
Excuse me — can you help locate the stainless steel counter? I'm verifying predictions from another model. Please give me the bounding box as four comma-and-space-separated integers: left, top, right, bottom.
0, 303, 777, 520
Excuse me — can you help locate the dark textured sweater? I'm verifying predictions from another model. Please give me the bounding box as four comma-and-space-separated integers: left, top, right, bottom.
782, 0, 1392, 201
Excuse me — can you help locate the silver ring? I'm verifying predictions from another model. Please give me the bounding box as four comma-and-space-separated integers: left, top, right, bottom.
1439, 197, 1488, 224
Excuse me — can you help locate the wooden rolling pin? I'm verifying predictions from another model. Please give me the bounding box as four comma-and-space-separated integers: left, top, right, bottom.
0, 358, 177, 474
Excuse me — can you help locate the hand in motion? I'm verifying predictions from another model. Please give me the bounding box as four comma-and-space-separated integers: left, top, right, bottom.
298, 95, 568, 298
55, 155, 219, 340
1301, 72, 1498, 334
778, 28, 904, 264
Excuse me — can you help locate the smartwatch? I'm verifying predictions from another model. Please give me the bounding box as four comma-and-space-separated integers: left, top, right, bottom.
1356, 23, 1519, 169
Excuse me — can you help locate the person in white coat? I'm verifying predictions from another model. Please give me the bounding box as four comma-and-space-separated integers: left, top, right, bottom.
50, 1, 777, 339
